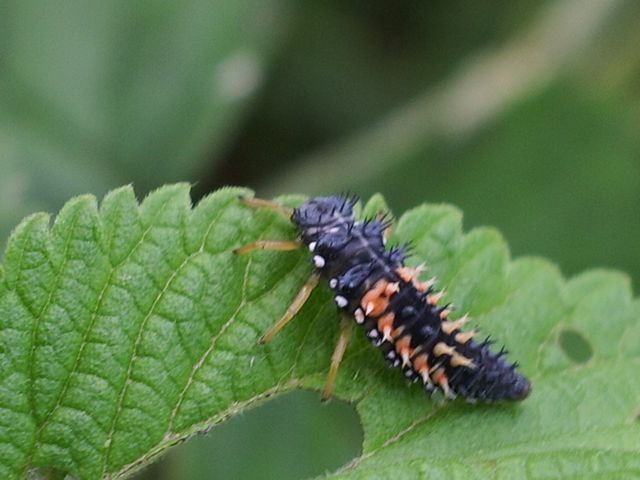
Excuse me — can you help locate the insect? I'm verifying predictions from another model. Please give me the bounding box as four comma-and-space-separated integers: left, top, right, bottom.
234, 194, 530, 403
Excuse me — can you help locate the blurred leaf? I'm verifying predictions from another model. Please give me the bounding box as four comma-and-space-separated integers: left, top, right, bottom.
0, 186, 638, 479
231, 0, 545, 172
353, 82, 640, 290
259, 0, 623, 196
0, 0, 288, 241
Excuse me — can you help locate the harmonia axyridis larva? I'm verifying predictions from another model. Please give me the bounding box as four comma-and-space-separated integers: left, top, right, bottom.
234, 194, 530, 403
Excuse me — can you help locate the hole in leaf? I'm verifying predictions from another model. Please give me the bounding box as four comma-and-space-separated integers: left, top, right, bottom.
136, 390, 363, 480
558, 328, 593, 363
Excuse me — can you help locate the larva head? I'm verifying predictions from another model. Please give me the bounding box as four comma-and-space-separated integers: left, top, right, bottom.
292, 195, 357, 243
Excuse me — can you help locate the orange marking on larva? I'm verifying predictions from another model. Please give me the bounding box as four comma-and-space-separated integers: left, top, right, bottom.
391, 325, 406, 340
396, 266, 434, 293
361, 280, 386, 302
377, 312, 395, 342
433, 342, 455, 357
413, 277, 436, 293
455, 330, 476, 344
395, 266, 414, 283
441, 322, 455, 336
384, 282, 400, 295
364, 300, 387, 317
395, 264, 425, 283
433, 368, 453, 398
427, 290, 445, 305
441, 315, 470, 335
364, 302, 375, 316
361, 279, 396, 317
432, 367, 446, 384
413, 353, 433, 385
412, 353, 429, 375
415, 357, 433, 386
450, 352, 475, 369
395, 335, 412, 367
410, 344, 424, 358
439, 308, 452, 319
394, 335, 412, 352
428, 361, 443, 374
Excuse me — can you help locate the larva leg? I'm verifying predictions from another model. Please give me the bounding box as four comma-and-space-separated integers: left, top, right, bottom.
233, 240, 303, 255
321, 316, 353, 402
259, 272, 321, 344
238, 195, 293, 219
234, 195, 300, 254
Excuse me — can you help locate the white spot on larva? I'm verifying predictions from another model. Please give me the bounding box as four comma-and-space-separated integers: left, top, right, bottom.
354, 308, 365, 324
313, 255, 326, 268
214, 51, 263, 102
392, 359, 401, 367
334, 296, 348, 308
329, 278, 338, 289
387, 351, 396, 359
308, 241, 317, 252
367, 329, 379, 339
404, 369, 414, 377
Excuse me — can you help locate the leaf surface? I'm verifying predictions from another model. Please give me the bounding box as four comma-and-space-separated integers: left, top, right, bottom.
0, 186, 638, 479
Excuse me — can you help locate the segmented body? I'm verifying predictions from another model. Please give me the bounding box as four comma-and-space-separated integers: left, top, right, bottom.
292, 195, 530, 402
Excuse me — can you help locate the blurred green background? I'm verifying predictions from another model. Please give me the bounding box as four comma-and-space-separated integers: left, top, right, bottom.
1, 0, 639, 478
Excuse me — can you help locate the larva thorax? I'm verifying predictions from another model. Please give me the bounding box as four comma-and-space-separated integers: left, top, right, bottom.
292, 196, 391, 275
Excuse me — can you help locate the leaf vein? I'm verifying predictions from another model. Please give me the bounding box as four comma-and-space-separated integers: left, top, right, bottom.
100, 196, 234, 475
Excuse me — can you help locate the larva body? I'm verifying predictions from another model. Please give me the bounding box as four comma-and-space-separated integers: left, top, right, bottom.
292, 195, 530, 402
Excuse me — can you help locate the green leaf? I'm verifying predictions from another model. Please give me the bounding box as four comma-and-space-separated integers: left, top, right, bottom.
0, 186, 638, 479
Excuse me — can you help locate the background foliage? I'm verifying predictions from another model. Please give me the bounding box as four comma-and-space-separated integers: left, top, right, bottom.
1, 0, 639, 478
